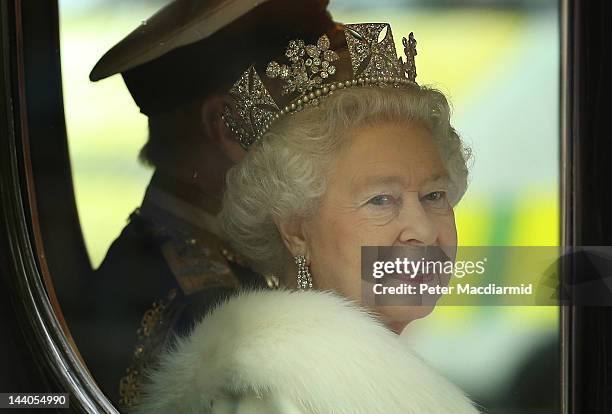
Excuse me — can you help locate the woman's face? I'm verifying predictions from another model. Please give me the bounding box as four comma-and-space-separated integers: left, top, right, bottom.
304, 120, 457, 333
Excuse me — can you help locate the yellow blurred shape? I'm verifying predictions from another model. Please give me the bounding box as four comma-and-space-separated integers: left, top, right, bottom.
508, 189, 560, 246
333, 9, 527, 105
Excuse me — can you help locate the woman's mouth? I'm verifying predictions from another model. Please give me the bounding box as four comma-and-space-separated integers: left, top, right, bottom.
390, 272, 437, 284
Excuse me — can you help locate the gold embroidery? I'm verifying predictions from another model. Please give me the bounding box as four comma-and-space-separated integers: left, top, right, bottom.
161, 239, 237, 295
219, 245, 248, 266
119, 213, 265, 409
118, 289, 177, 408
263, 273, 280, 289
219, 245, 280, 289
155, 223, 241, 296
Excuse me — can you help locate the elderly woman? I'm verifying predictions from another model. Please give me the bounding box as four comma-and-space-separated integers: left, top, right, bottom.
134, 23, 477, 414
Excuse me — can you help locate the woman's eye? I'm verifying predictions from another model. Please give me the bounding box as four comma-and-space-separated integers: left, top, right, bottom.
422, 191, 448, 206
367, 195, 395, 206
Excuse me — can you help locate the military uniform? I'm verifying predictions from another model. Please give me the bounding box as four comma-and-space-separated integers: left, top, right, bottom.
78, 181, 270, 407
75, 0, 333, 409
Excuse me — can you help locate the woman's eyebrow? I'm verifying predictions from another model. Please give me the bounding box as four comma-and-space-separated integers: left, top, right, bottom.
350, 172, 450, 193
423, 173, 451, 187
350, 175, 408, 193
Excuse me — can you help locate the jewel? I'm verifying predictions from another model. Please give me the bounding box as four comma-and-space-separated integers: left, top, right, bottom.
320, 71, 328, 78
401, 32, 418, 82
225, 66, 280, 149
328, 65, 336, 75
323, 50, 339, 62
280, 65, 290, 79
345, 23, 403, 79
266, 61, 280, 78
306, 45, 319, 58
317, 34, 330, 51
286, 39, 305, 59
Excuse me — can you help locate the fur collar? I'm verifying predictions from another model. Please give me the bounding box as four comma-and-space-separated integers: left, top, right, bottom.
134, 289, 480, 414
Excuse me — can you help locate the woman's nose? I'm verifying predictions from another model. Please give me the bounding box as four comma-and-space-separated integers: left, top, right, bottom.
396, 197, 437, 246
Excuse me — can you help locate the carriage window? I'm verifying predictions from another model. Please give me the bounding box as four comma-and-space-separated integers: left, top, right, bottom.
59, 0, 559, 411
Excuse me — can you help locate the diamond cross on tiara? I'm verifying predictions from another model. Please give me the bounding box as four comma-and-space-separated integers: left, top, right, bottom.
223, 66, 280, 148
344, 23, 404, 79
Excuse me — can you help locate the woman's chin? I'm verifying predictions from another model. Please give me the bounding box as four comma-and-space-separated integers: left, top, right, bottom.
378, 305, 436, 334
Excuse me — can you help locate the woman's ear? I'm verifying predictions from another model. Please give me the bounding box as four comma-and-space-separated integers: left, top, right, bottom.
276, 216, 309, 259
200, 94, 246, 163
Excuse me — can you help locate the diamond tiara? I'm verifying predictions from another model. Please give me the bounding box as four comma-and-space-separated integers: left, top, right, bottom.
222, 23, 418, 150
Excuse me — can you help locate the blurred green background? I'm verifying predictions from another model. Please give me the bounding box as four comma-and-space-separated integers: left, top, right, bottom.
59, 0, 560, 412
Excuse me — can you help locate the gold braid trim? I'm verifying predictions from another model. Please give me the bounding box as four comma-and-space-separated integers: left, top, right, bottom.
119, 289, 179, 408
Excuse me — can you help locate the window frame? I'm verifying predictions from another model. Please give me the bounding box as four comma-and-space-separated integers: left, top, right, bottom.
1, 0, 610, 412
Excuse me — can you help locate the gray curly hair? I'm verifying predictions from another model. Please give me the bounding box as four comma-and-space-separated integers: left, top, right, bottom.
219, 85, 471, 277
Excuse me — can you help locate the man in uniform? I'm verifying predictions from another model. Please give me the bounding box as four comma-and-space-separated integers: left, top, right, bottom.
71, 0, 335, 408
